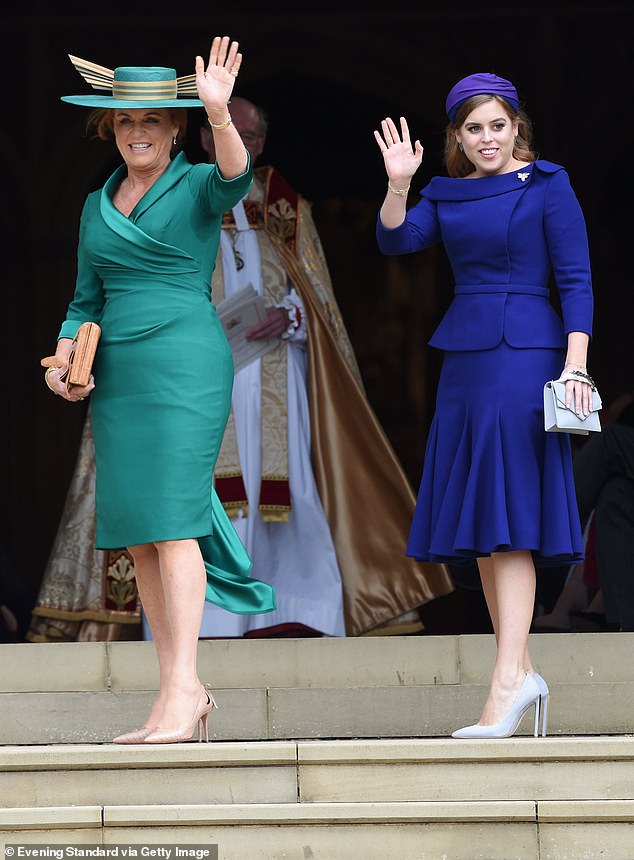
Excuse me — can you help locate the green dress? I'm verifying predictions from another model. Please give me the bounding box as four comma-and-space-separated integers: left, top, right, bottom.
59, 152, 275, 615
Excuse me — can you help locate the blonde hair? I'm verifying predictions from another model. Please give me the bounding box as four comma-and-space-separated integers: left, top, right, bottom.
86, 107, 188, 148
444, 95, 537, 178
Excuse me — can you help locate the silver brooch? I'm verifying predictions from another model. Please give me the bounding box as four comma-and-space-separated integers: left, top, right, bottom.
517, 172, 530, 182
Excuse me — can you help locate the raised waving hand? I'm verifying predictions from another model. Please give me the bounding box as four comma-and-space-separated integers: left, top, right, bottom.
374, 116, 424, 187
196, 36, 248, 179
195, 36, 242, 113
375, 117, 423, 228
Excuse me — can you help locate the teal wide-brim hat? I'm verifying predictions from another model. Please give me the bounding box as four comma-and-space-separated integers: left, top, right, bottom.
61, 55, 204, 108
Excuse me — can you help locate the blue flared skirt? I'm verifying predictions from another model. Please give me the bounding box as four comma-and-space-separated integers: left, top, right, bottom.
407, 342, 584, 567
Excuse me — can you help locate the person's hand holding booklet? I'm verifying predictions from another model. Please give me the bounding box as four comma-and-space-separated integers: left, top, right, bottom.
216, 285, 279, 373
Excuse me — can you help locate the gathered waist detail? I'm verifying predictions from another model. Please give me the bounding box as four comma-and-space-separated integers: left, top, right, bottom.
454, 284, 550, 297
99, 292, 216, 344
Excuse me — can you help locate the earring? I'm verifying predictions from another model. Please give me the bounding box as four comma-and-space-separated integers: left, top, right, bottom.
173, 136, 177, 146
458, 141, 463, 152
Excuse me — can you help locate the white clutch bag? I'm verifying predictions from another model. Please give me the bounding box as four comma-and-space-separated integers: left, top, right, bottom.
543, 380, 602, 435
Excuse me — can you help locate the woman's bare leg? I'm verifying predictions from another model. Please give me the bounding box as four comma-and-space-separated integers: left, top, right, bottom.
477, 555, 499, 633
150, 537, 207, 730
476, 550, 536, 725
127, 542, 172, 727
478, 554, 535, 677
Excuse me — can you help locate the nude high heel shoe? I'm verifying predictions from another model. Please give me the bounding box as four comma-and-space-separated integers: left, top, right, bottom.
143, 688, 218, 744
112, 727, 155, 744
452, 673, 544, 739
531, 672, 550, 737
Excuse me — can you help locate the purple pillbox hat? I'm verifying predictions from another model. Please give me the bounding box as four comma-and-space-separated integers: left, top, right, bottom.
445, 72, 519, 121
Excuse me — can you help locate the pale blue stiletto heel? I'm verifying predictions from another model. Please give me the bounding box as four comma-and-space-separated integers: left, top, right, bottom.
532, 672, 549, 737
452, 673, 545, 739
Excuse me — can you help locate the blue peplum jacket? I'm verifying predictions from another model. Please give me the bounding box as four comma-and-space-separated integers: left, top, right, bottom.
376, 160, 593, 351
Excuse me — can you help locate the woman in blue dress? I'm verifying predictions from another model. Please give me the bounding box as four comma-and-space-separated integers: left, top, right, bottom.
375, 73, 595, 738
43, 37, 275, 743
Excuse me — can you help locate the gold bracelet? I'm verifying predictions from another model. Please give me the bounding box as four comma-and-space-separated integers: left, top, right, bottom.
208, 116, 232, 131
388, 182, 410, 197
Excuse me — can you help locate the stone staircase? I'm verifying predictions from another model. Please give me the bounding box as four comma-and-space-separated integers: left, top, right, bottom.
1, 634, 634, 859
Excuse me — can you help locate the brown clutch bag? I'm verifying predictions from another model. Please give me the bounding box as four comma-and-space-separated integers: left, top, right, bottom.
41, 321, 101, 391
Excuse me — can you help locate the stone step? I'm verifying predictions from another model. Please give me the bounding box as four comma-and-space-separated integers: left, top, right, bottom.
5, 634, 634, 693
1, 738, 634, 809
3, 682, 634, 744
2, 638, 633, 858
2, 797, 634, 858
1, 635, 633, 743
2, 739, 634, 858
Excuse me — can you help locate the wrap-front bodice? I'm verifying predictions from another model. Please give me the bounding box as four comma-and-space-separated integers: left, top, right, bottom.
59, 152, 252, 342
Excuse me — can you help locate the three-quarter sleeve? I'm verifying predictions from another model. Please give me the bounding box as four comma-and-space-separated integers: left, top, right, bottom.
544, 169, 593, 337
376, 193, 441, 255
192, 153, 253, 216
58, 203, 105, 340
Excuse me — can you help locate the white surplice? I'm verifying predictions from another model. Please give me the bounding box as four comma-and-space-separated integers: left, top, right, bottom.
198, 199, 346, 637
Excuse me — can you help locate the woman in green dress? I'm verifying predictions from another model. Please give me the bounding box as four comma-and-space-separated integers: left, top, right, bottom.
43, 36, 275, 743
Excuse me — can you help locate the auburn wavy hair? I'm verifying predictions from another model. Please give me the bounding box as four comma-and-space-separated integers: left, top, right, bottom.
444, 95, 537, 178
